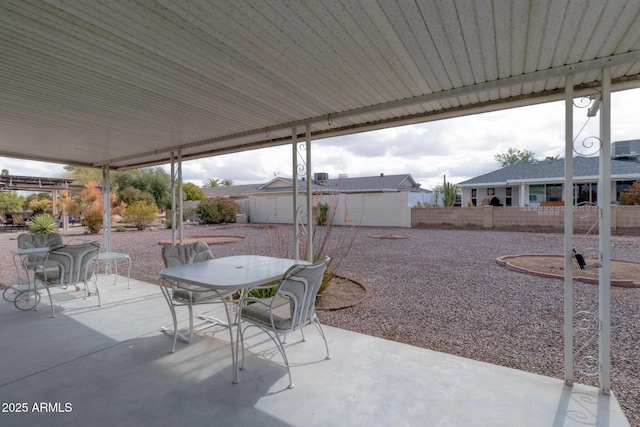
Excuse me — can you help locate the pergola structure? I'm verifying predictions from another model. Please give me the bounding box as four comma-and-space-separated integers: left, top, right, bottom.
0, 174, 81, 229
2, 0, 640, 394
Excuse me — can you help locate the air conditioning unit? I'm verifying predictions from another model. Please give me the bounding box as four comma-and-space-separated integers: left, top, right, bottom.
612, 139, 640, 159
314, 172, 329, 182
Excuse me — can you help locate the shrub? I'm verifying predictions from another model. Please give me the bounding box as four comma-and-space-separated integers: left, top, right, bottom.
115, 225, 126, 232
619, 181, 640, 205
313, 202, 329, 225
27, 214, 58, 234
197, 197, 239, 224
83, 210, 103, 234
123, 201, 158, 230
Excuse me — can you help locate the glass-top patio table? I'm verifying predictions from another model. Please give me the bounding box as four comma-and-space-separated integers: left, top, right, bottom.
159, 255, 304, 383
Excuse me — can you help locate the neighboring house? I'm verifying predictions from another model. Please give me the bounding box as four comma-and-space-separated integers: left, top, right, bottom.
457, 151, 640, 207
203, 173, 431, 227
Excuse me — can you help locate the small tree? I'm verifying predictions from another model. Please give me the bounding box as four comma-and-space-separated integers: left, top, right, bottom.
203, 178, 220, 188
182, 182, 206, 201
197, 197, 239, 224
75, 181, 103, 233
27, 197, 53, 215
619, 181, 640, 205
0, 191, 26, 214
123, 200, 158, 230
494, 148, 535, 167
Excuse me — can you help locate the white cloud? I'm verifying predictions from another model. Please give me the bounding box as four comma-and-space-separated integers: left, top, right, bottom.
2, 88, 639, 192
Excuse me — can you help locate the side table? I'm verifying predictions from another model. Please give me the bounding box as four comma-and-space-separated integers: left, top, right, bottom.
94, 252, 131, 289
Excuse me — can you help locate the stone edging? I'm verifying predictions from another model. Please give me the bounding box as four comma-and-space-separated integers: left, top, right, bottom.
496, 254, 638, 287
317, 275, 371, 311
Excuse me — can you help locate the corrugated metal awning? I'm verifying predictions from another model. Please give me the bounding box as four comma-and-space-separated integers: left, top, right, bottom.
1, 0, 640, 169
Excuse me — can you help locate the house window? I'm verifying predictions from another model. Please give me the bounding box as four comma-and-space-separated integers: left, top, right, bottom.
546, 184, 562, 202
505, 187, 512, 206
471, 188, 477, 206
577, 183, 597, 204
529, 185, 545, 203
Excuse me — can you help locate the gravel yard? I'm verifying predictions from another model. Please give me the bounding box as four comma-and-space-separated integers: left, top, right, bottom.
1, 224, 638, 425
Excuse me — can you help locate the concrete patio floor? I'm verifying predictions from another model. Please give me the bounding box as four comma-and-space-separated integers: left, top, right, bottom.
0, 275, 630, 427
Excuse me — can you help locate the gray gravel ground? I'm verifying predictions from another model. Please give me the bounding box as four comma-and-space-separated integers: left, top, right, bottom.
1, 224, 638, 425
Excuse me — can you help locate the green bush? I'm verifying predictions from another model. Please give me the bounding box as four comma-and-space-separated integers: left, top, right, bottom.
123, 201, 158, 230
27, 214, 58, 234
197, 197, 239, 224
313, 202, 329, 225
83, 210, 103, 234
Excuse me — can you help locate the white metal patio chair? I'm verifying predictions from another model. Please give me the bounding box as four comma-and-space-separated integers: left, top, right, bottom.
34, 241, 101, 317
159, 242, 235, 353
17, 232, 63, 272
236, 257, 331, 388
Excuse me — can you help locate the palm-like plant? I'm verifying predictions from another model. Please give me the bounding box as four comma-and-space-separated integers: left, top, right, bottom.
28, 214, 58, 234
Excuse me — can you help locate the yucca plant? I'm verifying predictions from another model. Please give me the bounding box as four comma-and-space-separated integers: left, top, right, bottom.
28, 213, 58, 234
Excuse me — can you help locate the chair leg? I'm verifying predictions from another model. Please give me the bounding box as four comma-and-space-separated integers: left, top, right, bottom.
272, 331, 294, 389
311, 315, 331, 360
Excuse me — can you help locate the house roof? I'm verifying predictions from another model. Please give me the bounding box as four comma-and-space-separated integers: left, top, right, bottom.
313, 174, 425, 193
457, 156, 640, 187
203, 174, 429, 197
1, 2, 640, 170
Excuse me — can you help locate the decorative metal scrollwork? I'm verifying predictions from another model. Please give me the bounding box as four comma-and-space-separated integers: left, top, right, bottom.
573, 136, 602, 157
295, 141, 307, 179
573, 94, 596, 109
574, 311, 600, 377
572, 92, 602, 157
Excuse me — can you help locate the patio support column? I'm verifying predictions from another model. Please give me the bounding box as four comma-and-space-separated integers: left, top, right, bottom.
170, 152, 177, 245
305, 124, 313, 262
177, 149, 184, 245
102, 165, 112, 252
563, 73, 574, 385
292, 127, 299, 261
598, 67, 612, 393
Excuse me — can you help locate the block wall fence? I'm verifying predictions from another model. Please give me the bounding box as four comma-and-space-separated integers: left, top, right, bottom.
411, 205, 640, 234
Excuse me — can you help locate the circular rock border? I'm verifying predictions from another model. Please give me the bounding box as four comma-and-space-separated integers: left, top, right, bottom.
368, 234, 409, 239
316, 275, 370, 311
496, 254, 639, 287
159, 235, 247, 245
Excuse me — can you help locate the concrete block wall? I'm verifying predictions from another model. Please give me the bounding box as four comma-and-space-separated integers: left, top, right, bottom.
412, 205, 640, 234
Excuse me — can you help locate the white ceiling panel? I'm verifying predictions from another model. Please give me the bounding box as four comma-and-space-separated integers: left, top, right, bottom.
1, 0, 640, 170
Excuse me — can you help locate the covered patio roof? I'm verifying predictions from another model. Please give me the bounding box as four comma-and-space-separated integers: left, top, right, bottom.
1, 1, 640, 170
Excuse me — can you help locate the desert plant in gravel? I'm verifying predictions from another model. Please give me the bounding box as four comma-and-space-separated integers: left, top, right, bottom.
27, 213, 58, 234
123, 200, 158, 230
197, 197, 239, 224
251, 193, 359, 299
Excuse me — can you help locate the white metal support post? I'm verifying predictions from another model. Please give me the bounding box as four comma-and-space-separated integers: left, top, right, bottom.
598, 67, 612, 393
170, 152, 176, 246
305, 124, 313, 262
292, 127, 299, 261
563, 74, 574, 385
177, 149, 184, 246
102, 165, 112, 252
169, 150, 184, 246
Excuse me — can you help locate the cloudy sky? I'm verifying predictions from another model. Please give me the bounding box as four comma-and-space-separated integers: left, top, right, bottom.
2, 88, 639, 191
